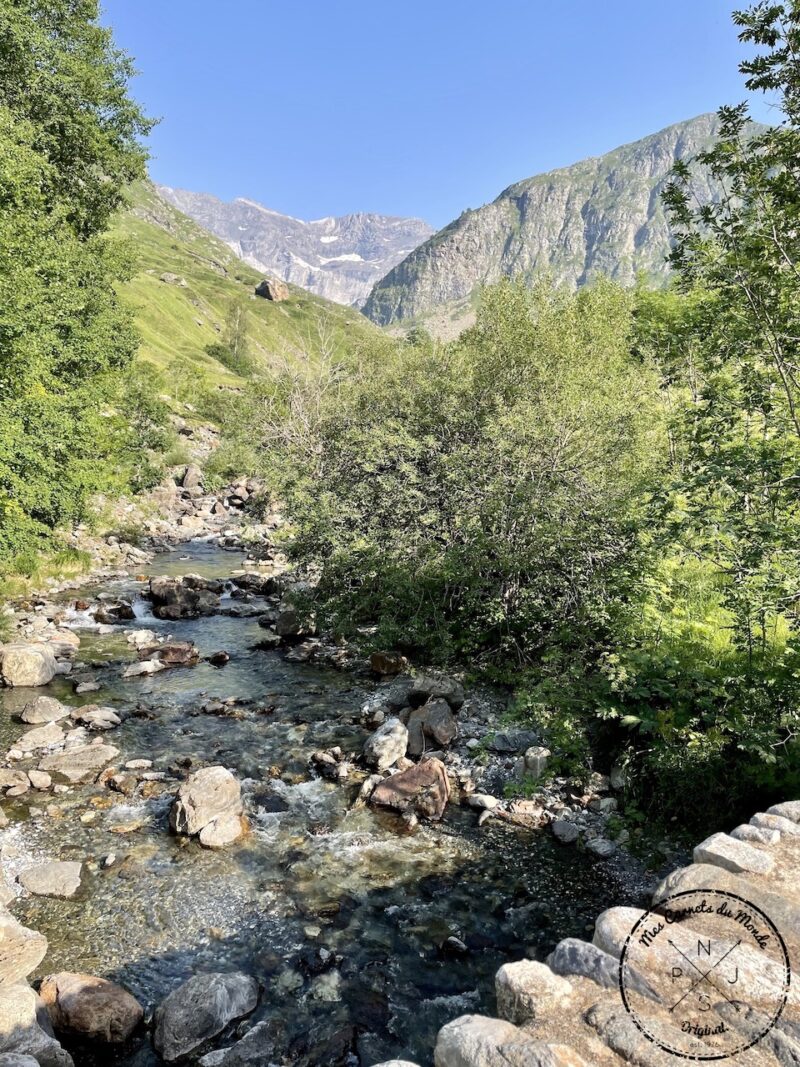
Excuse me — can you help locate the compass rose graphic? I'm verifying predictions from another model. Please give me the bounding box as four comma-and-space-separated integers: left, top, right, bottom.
619, 890, 791, 1059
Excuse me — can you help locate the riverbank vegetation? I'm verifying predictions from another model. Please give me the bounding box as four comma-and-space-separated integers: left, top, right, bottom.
223, 3, 800, 830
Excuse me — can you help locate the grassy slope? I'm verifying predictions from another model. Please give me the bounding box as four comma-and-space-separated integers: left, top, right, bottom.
114, 182, 379, 386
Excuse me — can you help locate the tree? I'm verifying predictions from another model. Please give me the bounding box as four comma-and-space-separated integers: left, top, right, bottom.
0, 1, 158, 559
663, 2, 800, 661
265, 279, 663, 670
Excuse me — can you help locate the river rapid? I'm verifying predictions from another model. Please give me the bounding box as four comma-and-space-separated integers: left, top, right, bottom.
1, 541, 646, 1066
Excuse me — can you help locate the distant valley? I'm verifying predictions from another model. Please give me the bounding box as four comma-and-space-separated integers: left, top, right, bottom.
155, 186, 433, 307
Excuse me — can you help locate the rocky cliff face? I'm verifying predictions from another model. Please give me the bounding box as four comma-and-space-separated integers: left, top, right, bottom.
363, 115, 722, 327
154, 186, 433, 307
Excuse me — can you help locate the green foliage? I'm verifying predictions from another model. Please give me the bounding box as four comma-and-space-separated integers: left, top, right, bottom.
264, 278, 663, 668
0, 1, 167, 562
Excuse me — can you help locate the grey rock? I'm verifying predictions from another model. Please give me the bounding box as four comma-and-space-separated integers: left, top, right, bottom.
522, 746, 550, 780
434, 1014, 584, 1066
547, 938, 658, 1000
0, 983, 74, 1067
153, 972, 258, 1063
409, 672, 465, 710
585, 837, 616, 859
751, 811, 800, 837
17, 862, 81, 900
407, 699, 458, 756
38, 744, 119, 784
550, 820, 579, 844
0, 645, 57, 688
730, 823, 780, 845
489, 730, 539, 754
693, 831, 775, 875
766, 800, 800, 823
19, 698, 71, 725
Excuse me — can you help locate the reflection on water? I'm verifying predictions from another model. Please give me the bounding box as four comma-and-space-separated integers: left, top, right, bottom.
1, 543, 640, 1066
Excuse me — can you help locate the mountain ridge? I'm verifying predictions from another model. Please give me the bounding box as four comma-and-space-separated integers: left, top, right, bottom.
154, 185, 434, 308
362, 114, 724, 329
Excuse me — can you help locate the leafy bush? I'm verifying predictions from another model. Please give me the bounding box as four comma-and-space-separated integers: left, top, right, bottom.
263, 278, 663, 669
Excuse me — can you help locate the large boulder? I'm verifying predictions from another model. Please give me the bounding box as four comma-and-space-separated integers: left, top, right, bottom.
409, 672, 464, 710
19, 697, 71, 725
363, 718, 408, 771
39, 972, 143, 1044
153, 972, 258, 1063
17, 863, 81, 900
406, 699, 458, 756
149, 577, 220, 620
434, 1015, 584, 1067
38, 744, 119, 785
170, 767, 244, 837
0, 983, 74, 1067
494, 960, 572, 1025
370, 757, 450, 820
0, 645, 57, 688
0, 909, 48, 990
254, 277, 288, 302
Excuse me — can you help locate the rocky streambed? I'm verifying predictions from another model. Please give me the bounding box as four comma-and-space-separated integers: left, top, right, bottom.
0, 540, 658, 1067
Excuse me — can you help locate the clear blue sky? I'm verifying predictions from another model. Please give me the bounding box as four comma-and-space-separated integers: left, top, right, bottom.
103, 0, 773, 228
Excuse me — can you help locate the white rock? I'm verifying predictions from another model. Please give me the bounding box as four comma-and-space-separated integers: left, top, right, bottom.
363, 717, 408, 771
495, 960, 572, 1025
730, 823, 780, 845
693, 831, 775, 875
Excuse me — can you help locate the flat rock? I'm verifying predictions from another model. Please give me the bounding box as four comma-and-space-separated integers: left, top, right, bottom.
409, 672, 464, 709
170, 766, 243, 836
0, 909, 48, 989
693, 831, 775, 875
153, 972, 258, 1063
0, 644, 57, 687
122, 659, 166, 678
370, 757, 450, 820
17, 862, 82, 900
70, 706, 121, 731
495, 960, 572, 1025
14, 722, 64, 754
198, 814, 248, 850
40, 972, 142, 1044
20, 697, 71, 725
38, 744, 119, 784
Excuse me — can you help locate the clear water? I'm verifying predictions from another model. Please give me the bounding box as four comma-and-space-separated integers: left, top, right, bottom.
1, 544, 644, 1066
